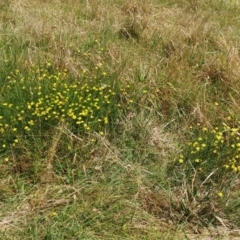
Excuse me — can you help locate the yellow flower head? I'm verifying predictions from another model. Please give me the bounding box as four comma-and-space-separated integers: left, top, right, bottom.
217, 192, 223, 198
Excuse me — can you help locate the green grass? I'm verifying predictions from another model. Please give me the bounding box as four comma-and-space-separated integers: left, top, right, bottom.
1, 0, 240, 239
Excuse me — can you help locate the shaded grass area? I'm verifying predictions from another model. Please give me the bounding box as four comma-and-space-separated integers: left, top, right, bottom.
1, 0, 240, 239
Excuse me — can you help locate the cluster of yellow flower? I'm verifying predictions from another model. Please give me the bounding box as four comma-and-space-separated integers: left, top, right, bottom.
176, 121, 240, 174
0, 61, 131, 152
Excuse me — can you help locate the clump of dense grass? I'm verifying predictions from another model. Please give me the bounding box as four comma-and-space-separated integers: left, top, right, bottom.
0, 36, 135, 160
0, 61, 127, 150
178, 121, 240, 176
167, 114, 240, 227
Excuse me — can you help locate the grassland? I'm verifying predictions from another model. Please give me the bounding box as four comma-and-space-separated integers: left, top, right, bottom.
1, 0, 240, 239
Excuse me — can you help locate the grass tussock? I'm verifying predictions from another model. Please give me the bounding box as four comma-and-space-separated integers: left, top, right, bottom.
1, 0, 240, 239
